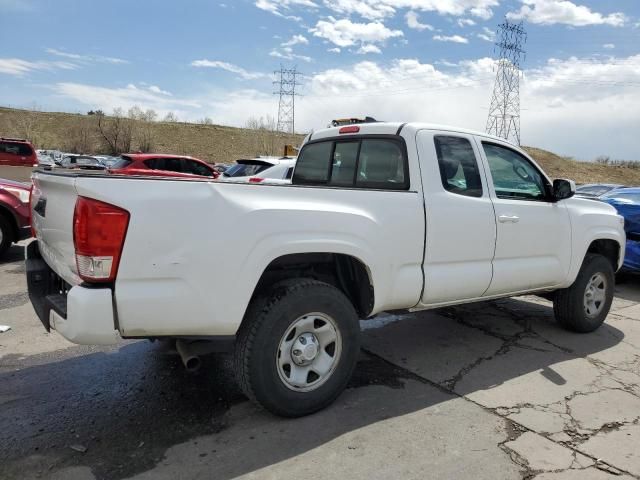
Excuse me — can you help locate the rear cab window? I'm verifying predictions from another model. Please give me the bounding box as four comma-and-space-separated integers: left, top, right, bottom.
293, 136, 409, 190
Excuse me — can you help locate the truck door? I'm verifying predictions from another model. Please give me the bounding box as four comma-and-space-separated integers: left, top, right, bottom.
416, 131, 496, 304
477, 140, 571, 295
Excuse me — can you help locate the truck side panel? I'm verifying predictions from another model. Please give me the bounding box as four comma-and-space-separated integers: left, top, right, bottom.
72, 176, 425, 337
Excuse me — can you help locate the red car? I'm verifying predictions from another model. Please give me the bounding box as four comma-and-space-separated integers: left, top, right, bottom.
0, 178, 31, 256
0, 138, 38, 167
108, 153, 219, 179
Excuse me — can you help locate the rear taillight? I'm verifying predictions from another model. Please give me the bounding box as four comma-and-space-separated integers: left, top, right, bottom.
73, 197, 129, 283
248, 177, 264, 183
339, 126, 360, 134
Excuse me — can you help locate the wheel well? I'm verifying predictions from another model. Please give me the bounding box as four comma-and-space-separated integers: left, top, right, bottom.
587, 239, 620, 270
252, 253, 374, 318
0, 205, 18, 243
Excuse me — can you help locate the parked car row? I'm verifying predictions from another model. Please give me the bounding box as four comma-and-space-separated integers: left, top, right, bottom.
5, 138, 298, 185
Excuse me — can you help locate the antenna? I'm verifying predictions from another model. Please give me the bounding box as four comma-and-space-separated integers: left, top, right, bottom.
273, 65, 302, 134
486, 20, 527, 145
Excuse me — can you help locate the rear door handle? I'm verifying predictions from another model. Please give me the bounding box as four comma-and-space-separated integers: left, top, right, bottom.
498, 215, 520, 223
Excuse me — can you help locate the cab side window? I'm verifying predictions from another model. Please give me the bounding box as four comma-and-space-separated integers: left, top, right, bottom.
482, 143, 547, 201
434, 136, 483, 198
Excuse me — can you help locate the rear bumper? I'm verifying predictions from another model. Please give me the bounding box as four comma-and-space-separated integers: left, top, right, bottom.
26, 241, 120, 345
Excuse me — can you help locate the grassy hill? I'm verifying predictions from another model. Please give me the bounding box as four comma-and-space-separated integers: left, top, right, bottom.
0, 107, 303, 164
1, 106, 639, 185
523, 147, 640, 185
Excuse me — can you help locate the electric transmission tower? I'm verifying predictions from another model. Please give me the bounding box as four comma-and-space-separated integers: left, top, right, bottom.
486, 20, 526, 145
273, 66, 302, 134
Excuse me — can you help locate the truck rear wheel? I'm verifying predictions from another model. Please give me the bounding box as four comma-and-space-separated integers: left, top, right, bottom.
553, 254, 615, 333
234, 279, 360, 417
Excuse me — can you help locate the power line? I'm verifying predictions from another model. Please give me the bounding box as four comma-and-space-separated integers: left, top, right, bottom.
273, 65, 302, 134
486, 19, 527, 145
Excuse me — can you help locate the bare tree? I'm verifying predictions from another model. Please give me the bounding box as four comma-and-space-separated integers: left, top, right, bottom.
143, 109, 157, 122
199, 117, 213, 125
66, 117, 94, 153
163, 111, 178, 122
245, 115, 278, 156
137, 120, 155, 152
14, 112, 41, 146
96, 108, 135, 155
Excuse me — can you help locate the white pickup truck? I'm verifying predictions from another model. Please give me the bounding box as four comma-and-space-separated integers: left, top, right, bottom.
27, 121, 625, 417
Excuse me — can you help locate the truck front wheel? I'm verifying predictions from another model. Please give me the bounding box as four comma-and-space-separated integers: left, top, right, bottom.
234, 279, 361, 417
553, 254, 615, 333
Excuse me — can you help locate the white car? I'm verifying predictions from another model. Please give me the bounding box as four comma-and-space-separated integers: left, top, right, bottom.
27, 120, 625, 417
219, 156, 295, 183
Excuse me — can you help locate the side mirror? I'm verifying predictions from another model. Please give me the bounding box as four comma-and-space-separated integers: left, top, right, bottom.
553, 179, 576, 201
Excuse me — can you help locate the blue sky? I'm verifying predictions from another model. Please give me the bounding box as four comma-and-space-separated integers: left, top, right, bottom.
1, 0, 639, 159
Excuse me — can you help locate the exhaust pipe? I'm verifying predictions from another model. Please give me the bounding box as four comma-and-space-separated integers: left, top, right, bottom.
176, 339, 202, 373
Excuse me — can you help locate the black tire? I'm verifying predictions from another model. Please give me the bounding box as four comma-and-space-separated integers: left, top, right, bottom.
553, 254, 615, 333
234, 278, 361, 417
0, 215, 13, 258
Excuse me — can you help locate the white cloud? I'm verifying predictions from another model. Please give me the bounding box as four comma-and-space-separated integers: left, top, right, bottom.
46, 48, 128, 65
433, 34, 468, 43
0, 58, 77, 76
405, 11, 433, 31
311, 17, 403, 48
148, 85, 172, 96
281, 34, 309, 46
39, 54, 640, 160
328, 47, 341, 53
300, 55, 640, 160
356, 44, 382, 54
507, 0, 626, 27
477, 26, 495, 42
269, 47, 313, 62
255, 0, 316, 19
52, 82, 201, 118
322, 0, 395, 20
319, 0, 498, 20
603, 43, 615, 49
457, 18, 476, 26
190, 60, 267, 79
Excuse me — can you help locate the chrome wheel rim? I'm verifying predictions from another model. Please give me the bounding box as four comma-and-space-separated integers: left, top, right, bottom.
584, 273, 607, 317
276, 312, 342, 392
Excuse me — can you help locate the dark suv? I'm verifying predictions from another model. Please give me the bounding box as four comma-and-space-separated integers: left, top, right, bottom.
0, 138, 38, 167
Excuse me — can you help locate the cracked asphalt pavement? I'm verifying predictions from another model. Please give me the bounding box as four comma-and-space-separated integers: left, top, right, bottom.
1, 241, 640, 480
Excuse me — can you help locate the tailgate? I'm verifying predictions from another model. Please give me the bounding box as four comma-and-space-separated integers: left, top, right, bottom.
31, 171, 81, 286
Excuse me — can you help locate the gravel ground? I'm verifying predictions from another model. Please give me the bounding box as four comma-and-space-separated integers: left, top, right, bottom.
1, 241, 639, 480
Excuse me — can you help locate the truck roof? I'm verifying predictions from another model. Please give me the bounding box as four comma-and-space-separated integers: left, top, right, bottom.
309, 121, 512, 146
